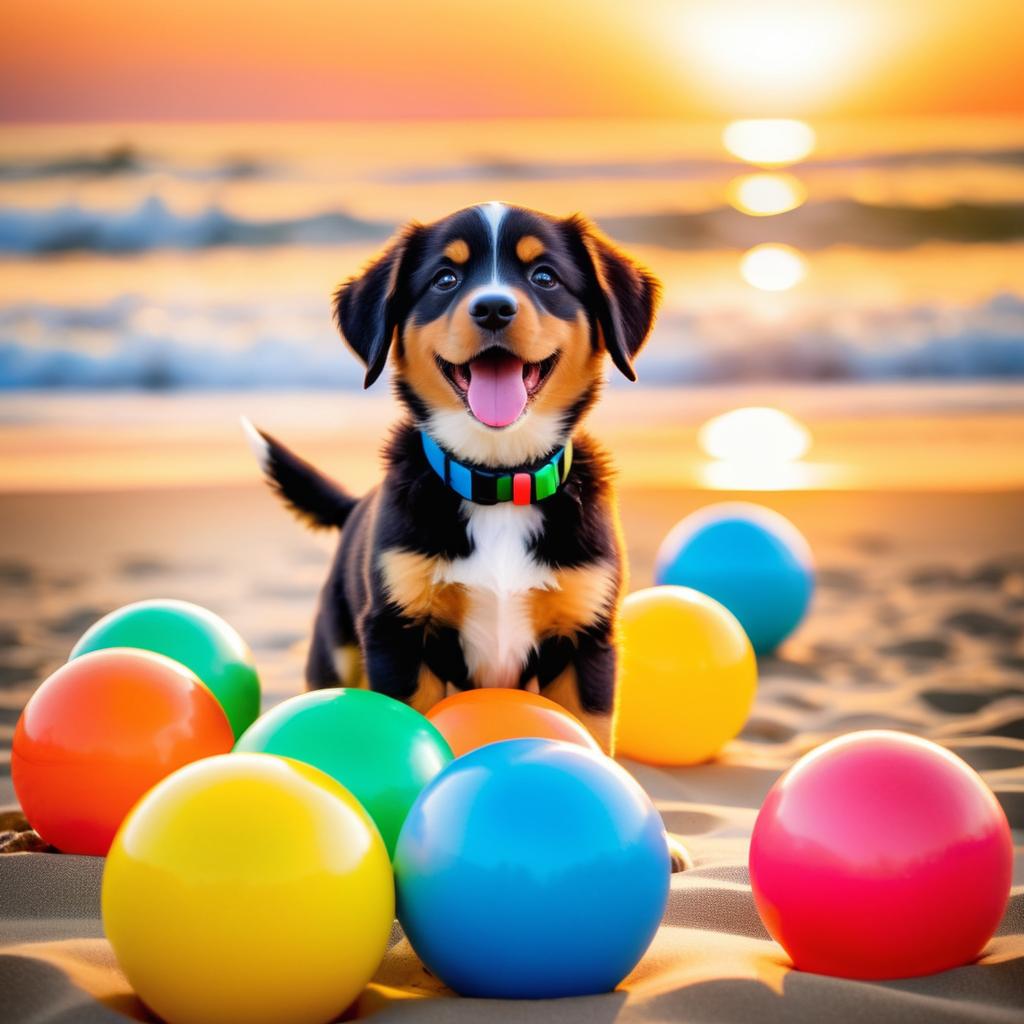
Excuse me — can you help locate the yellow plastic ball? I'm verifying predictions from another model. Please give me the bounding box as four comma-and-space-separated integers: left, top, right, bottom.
615, 586, 757, 765
102, 753, 394, 1024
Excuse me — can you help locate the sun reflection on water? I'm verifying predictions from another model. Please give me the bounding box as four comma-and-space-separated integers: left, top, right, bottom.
723, 118, 813, 293
739, 244, 807, 291
699, 407, 811, 463
727, 172, 806, 216
722, 119, 816, 166
697, 407, 837, 490
699, 459, 840, 491
700, 405, 811, 462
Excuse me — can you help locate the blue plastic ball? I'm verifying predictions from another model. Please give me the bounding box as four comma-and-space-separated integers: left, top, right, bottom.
393, 738, 669, 998
655, 502, 813, 653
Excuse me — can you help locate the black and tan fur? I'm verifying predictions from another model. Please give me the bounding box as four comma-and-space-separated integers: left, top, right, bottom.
247, 202, 659, 752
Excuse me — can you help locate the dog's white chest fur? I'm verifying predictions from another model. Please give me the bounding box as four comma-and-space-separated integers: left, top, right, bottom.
437, 501, 554, 687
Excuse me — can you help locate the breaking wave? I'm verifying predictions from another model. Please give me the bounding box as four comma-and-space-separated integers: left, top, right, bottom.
4, 194, 1023, 254
0, 196, 392, 253
3, 293, 1023, 390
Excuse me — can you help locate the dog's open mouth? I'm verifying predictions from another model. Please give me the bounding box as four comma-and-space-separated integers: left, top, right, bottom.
437, 349, 558, 428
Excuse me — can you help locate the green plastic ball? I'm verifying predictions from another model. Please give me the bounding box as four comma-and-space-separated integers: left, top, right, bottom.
236, 688, 453, 856
71, 599, 260, 740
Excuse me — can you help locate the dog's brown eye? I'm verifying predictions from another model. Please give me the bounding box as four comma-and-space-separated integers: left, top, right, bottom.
531, 266, 558, 289
432, 269, 459, 291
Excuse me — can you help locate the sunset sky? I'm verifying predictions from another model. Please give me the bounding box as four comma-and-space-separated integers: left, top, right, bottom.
2, 0, 1023, 122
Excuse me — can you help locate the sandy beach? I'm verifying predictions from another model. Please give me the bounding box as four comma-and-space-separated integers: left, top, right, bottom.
1, 397, 1022, 1020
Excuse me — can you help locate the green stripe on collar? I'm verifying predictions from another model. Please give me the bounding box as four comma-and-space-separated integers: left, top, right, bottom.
421, 432, 572, 505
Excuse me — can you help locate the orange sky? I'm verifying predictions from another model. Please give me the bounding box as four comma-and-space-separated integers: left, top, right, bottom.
2, 0, 1023, 122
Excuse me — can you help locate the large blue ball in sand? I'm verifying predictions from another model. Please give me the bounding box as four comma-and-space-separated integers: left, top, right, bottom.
393, 738, 669, 998
655, 502, 813, 653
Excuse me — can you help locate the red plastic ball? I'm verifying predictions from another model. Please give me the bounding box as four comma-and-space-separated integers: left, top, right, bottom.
749, 730, 1012, 979
12, 648, 235, 855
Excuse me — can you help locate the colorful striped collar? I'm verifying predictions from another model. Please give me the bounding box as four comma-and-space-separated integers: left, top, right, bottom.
420, 432, 573, 506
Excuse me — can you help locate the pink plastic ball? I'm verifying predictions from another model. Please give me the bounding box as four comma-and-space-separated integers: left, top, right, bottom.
749, 730, 1012, 980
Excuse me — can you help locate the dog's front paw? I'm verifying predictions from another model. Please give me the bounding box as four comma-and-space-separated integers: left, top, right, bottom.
667, 835, 693, 873
0, 811, 53, 854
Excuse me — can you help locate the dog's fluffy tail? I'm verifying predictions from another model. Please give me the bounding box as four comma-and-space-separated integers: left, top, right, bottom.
241, 416, 358, 530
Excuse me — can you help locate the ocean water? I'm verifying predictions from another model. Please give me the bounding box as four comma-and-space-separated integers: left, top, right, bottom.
1, 118, 1023, 390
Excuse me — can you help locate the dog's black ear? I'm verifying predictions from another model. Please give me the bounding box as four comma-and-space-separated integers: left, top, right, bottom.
565, 215, 660, 382
333, 224, 421, 388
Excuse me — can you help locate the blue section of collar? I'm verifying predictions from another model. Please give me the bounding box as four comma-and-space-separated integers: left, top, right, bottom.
419, 431, 570, 505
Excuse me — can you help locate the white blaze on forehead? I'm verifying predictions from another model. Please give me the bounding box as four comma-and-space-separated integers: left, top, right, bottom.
475, 201, 507, 283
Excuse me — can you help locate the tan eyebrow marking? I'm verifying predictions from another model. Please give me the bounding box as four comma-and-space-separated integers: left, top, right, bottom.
516, 235, 545, 262
443, 239, 470, 264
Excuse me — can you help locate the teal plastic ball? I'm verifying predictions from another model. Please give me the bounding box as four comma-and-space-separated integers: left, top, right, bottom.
655, 502, 813, 653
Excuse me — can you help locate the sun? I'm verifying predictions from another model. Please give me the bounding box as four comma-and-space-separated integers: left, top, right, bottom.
670, 0, 888, 114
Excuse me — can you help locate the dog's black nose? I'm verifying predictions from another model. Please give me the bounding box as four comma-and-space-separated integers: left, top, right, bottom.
470, 291, 517, 330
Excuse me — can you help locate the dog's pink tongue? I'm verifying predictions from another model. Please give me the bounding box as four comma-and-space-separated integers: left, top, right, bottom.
467, 353, 527, 427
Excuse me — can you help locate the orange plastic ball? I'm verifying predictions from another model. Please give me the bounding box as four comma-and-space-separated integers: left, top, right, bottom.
426, 689, 600, 758
12, 649, 235, 855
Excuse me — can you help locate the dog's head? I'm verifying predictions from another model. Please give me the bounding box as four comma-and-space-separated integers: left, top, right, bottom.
335, 202, 659, 465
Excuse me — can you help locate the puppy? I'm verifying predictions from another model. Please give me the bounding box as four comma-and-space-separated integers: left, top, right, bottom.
246, 202, 658, 752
